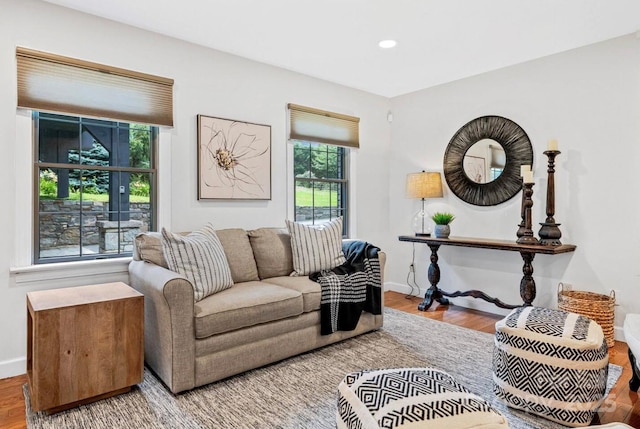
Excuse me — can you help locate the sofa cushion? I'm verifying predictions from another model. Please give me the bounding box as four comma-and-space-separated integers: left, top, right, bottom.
194, 281, 304, 338
286, 218, 346, 276
262, 276, 321, 313
248, 227, 293, 279
215, 228, 260, 283
162, 225, 234, 301
134, 231, 168, 267
134, 228, 260, 284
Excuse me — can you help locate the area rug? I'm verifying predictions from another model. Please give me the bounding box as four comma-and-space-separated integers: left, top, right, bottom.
25, 308, 622, 429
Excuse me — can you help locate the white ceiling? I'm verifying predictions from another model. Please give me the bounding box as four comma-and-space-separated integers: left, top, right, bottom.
42, 0, 640, 97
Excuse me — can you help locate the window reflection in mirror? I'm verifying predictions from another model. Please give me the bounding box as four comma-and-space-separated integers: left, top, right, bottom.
463, 138, 505, 184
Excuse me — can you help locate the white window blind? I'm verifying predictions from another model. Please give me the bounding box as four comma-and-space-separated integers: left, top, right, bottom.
17, 47, 174, 126
288, 103, 359, 148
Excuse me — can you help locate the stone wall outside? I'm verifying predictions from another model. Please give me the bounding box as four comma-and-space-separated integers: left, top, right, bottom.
39, 199, 151, 249
40, 201, 338, 250
295, 206, 341, 222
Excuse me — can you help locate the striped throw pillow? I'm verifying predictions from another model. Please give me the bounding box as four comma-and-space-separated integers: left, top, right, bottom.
161, 224, 233, 301
286, 218, 346, 276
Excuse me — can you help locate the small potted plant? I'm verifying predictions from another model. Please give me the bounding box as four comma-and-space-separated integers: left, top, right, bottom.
431, 212, 455, 238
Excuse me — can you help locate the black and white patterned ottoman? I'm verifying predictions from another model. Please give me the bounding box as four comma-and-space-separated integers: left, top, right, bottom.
337, 367, 509, 429
493, 306, 609, 427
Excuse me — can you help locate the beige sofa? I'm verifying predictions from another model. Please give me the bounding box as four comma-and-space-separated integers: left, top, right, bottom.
128, 227, 385, 394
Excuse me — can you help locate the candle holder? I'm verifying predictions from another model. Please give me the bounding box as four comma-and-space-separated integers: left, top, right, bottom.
516, 178, 526, 239
538, 150, 562, 246
517, 182, 539, 245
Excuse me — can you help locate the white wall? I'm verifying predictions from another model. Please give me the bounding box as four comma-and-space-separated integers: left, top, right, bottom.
0, 0, 391, 377
387, 34, 640, 334
2, 0, 637, 380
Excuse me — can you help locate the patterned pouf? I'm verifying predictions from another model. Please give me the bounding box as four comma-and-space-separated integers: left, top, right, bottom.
493, 306, 609, 427
337, 367, 509, 429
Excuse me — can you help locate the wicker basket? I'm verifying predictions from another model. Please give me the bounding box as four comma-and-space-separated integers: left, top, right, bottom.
557, 283, 615, 349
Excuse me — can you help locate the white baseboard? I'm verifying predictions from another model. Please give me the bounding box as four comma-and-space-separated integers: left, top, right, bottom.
0, 357, 26, 380
385, 282, 627, 342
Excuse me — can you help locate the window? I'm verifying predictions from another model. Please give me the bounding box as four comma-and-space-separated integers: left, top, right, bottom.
34, 112, 156, 263
490, 167, 503, 181
490, 144, 505, 181
16, 47, 172, 264
293, 141, 348, 229
288, 104, 359, 236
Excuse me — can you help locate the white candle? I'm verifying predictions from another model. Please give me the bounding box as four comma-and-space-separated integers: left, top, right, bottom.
520, 165, 531, 177
547, 139, 558, 151
523, 170, 534, 184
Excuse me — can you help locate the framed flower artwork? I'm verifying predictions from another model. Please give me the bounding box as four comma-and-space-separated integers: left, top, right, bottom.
197, 115, 271, 200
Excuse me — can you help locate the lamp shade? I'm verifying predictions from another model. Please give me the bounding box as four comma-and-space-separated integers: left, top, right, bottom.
406, 172, 443, 199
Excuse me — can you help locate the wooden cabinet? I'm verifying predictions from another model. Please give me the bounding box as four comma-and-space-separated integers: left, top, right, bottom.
27, 282, 144, 413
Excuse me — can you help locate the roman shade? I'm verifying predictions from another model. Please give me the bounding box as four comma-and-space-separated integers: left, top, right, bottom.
288, 103, 359, 148
17, 47, 174, 126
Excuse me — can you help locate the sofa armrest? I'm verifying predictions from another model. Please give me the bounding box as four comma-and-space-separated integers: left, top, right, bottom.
378, 251, 386, 284
128, 260, 196, 393
342, 239, 386, 309
378, 251, 386, 308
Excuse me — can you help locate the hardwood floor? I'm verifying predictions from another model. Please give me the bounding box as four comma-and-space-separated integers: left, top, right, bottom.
0, 372, 27, 429
1, 290, 638, 428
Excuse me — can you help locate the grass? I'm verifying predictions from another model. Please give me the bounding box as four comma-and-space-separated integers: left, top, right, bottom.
41, 192, 150, 203
295, 186, 338, 207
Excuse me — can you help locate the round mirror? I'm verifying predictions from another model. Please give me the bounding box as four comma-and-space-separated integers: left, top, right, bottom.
462, 138, 505, 184
444, 116, 533, 206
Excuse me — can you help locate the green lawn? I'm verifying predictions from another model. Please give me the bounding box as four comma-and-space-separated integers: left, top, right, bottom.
41, 192, 150, 203
295, 186, 337, 207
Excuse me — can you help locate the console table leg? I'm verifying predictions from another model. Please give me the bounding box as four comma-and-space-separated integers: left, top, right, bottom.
519, 252, 536, 306
418, 244, 449, 311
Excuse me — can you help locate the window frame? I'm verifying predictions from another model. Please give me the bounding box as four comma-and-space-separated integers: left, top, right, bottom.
291, 140, 350, 237
32, 112, 158, 264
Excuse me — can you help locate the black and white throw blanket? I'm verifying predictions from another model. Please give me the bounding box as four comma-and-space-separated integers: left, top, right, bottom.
310, 241, 382, 335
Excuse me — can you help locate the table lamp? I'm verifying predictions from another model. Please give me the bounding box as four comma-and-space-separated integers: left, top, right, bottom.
406, 171, 443, 236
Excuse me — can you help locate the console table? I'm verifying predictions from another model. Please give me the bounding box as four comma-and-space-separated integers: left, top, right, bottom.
398, 236, 576, 311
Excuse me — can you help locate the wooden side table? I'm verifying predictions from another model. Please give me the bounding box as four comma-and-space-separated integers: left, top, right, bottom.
27, 282, 144, 413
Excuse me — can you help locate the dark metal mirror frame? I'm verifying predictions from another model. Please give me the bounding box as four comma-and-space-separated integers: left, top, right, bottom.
443, 115, 533, 206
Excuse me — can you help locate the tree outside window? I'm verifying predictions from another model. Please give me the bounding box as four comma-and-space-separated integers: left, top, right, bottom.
293, 141, 347, 235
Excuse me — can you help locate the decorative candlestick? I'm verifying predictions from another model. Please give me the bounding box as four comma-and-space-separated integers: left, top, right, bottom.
517, 182, 539, 245
516, 178, 526, 239
516, 165, 531, 239
538, 150, 562, 245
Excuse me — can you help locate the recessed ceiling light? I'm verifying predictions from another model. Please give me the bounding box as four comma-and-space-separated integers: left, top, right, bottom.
378, 40, 397, 49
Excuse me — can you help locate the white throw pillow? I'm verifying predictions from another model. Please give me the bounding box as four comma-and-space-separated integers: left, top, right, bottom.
286, 218, 346, 276
161, 224, 233, 301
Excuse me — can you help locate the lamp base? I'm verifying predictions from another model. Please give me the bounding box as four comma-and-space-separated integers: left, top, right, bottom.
412, 208, 432, 237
